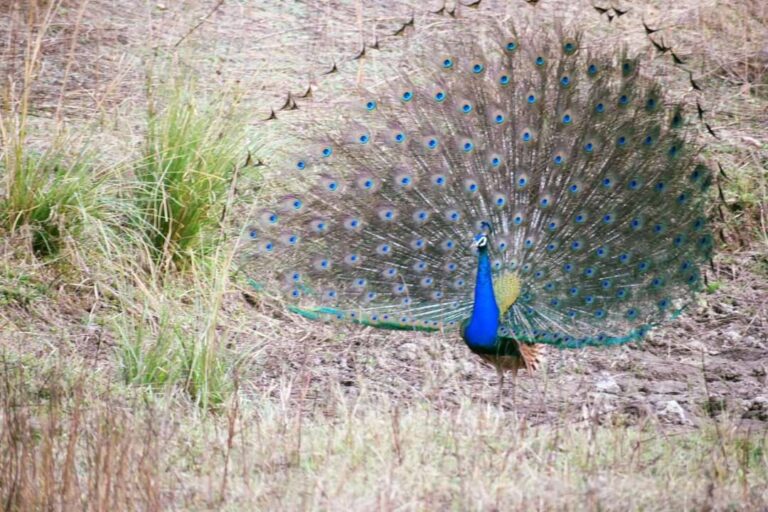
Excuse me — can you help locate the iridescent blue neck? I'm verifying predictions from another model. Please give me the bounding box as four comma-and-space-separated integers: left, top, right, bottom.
461, 246, 500, 350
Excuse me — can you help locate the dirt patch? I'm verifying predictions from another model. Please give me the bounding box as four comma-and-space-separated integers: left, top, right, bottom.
246, 250, 768, 429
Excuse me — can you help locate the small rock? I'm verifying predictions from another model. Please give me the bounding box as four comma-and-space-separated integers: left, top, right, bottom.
595, 375, 622, 394
743, 397, 768, 421
723, 328, 741, 343
658, 400, 689, 424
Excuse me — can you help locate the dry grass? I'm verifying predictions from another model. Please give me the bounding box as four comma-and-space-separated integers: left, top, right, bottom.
1, 356, 766, 511
0, 0, 767, 510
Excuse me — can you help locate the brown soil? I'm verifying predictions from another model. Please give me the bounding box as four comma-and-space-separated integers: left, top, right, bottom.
246, 252, 768, 430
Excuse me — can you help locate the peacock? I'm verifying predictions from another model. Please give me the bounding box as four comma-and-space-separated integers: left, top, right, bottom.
244, 15, 714, 399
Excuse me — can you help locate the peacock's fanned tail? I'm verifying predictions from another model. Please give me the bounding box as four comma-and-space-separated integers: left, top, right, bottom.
244, 19, 714, 349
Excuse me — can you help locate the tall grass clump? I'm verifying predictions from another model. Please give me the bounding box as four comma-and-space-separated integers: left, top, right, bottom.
0, 1, 101, 258
134, 78, 246, 269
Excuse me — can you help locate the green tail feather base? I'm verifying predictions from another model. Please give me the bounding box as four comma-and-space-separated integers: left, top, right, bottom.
288, 305, 441, 332
247, 278, 439, 332
247, 279, 686, 348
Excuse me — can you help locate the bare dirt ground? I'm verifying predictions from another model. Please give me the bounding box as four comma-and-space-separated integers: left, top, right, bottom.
243, 252, 768, 430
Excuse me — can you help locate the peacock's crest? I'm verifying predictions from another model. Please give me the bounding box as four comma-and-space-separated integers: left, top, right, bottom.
243, 17, 714, 349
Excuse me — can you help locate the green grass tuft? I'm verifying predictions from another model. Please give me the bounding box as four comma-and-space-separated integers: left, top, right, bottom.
116, 298, 232, 411
1, 150, 100, 257
132, 78, 246, 269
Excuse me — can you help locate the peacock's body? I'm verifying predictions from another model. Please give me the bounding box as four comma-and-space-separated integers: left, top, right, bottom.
245, 16, 714, 382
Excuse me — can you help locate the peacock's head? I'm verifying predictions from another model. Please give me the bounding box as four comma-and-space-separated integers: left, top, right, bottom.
473, 233, 489, 250
473, 221, 492, 251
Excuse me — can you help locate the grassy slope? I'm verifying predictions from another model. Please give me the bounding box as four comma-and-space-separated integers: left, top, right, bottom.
1, 0, 767, 509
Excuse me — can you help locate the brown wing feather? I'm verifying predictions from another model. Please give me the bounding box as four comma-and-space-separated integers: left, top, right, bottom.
519, 342, 542, 372
478, 340, 544, 375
